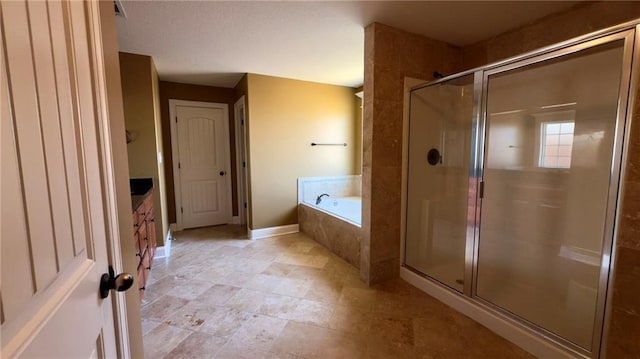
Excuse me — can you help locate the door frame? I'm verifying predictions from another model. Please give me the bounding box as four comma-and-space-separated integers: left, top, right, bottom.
96, 0, 142, 357
234, 96, 248, 226
169, 99, 232, 230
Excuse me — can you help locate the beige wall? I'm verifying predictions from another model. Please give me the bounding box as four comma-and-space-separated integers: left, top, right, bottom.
119, 52, 167, 245
245, 74, 358, 229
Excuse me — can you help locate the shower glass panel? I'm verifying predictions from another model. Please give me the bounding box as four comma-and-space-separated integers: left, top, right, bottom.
405, 74, 474, 292
476, 40, 625, 349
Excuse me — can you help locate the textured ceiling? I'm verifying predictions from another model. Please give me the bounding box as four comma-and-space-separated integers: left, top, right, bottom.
115, 1, 580, 88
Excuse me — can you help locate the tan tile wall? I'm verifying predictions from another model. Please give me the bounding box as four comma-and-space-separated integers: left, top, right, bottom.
606, 82, 640, 357
461, 2, 640, 70
361, 23, 461, 284
364, 2, 640, 354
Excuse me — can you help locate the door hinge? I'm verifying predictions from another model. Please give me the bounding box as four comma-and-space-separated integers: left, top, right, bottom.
241, 120, 244, 125
181, 207, 183, 214
244, 202, 247, 209
479, 181, 485, 199
178, 162, 181, 169
242, 161, 246, 168
175, 116, 178, 123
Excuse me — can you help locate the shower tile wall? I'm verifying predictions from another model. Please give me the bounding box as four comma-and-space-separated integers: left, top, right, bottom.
606, 86, 640, 357
361, 23, 462, 284
362, 1, 640, 354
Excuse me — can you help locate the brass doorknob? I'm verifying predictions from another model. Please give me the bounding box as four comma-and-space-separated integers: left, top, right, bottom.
219, 171, 226, 176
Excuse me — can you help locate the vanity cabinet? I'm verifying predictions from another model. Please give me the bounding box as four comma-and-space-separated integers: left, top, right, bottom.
132, 192, 156, 301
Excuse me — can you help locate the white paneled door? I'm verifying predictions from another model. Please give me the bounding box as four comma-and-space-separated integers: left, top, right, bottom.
171, 101, 232, 229
2, 0, 125, 358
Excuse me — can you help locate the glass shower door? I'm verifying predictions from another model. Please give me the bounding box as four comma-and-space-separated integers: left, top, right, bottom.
476, 39, 627, 350
405, 75, 474, 292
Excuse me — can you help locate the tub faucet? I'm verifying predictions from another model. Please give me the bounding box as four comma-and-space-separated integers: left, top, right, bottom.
316, 193, 330, 205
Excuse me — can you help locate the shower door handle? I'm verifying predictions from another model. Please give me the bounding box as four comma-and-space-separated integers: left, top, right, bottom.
427, 148, 441, 166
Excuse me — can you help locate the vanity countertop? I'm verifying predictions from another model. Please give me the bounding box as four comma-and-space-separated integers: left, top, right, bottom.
130, 178, 153, 210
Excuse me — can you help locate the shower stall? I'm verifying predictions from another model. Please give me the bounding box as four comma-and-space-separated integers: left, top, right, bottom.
403, 25, 636, 358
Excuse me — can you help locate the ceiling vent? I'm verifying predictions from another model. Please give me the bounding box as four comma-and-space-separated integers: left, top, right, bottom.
114, 0, 126, 18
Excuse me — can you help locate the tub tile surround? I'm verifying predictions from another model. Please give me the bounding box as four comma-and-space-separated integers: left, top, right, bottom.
140, 225, 531, 358
298, 204, 361, 268
362, 3, 640, 355
298, 175, 363, 269
297, 175, 361, 205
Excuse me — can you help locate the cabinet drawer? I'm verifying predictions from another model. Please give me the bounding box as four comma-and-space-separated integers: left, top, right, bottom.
136, 221, 148, 255
132, 211, 139, 229
142, 248, 151, 271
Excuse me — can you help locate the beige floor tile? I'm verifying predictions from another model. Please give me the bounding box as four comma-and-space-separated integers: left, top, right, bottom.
366, 339, 417, 359
272, 277, 313, 297
261, 262, 298, 277
243, 273, 285, 292
194, 284, 242, 306
258, 293, 301, 319
328, 305, 372, 334
215, 342, 267, 359
142, 323, 192, 359
322, 329, 368, 359
164, 301, 229, 332
140, 225, 531, 359
270, 321, 330, 358
216, 270, 255, 287
288, 299, 334, 327
225, 288, 268, 312
145, 274, 190, 294
140, 318, 162, 336
197, 306, 252, 338
370, 313, 415, 346
194, 266, 235, 283
338, 287, 377, 311
237, 258, 273, 274
287, 265, 325, 280
264, 351, 304, 359
225, 314, 288, 352
140, 295, 190, 322
163, 331, 227, 359
165, 279, 215, 300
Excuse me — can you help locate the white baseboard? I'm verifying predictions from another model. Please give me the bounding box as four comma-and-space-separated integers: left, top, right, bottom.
399, 268, 573, 358
155, 228, 173, 258
230, 216, 240, 224
249, 224, 299, 240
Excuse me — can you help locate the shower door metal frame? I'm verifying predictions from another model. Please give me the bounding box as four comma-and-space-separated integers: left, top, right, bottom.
403, 19, 640, 359
470, 29, 636, 358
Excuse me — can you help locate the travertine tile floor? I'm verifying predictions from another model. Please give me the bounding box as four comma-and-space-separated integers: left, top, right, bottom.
141, 225, 531, 358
